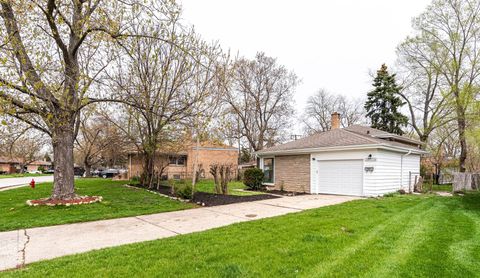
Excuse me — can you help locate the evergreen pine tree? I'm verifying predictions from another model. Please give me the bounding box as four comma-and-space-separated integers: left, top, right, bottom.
364, 64, 408, 135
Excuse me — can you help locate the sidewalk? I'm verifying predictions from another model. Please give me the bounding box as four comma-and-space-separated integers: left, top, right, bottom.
0, 176, 54, 191
0, 194, 359, 271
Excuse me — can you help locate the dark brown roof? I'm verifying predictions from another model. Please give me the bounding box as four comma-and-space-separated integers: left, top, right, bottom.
256, 125, 424, 155
344, 125, 423, 145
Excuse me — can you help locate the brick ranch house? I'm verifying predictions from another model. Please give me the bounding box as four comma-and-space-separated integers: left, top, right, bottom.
128, 142, 239, 180
0, 157, 52, 174
256, 113, 427, 197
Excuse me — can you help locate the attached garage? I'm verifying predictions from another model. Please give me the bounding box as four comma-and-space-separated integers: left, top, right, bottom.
256, 120, 427, 197
315, 160, 363, 196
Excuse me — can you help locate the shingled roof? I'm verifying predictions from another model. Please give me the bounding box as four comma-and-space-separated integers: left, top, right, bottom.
256, 125, 425, 155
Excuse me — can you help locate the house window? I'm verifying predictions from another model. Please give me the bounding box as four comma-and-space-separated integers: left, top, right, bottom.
169, 156, 187, 166
263, 158, 274, 183
177, 156, 186, 166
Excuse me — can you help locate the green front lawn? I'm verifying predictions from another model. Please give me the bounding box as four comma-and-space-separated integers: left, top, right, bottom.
0, 178, 193, 232
0, 173, 51, 179
194, 179, 262, 196
4, 193, 480, 277
169, 179, 262, 196
430, 183, 453, 192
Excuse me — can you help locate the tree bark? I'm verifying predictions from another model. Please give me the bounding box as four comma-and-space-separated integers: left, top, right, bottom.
457, 114, 467, 173
142, 150, 156, 189
191, 134, 200, 197
51, 127, 76, 199
84, 162, 92, 178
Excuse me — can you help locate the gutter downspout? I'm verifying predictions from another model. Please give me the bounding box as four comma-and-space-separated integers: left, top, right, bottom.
400, 150, 412, 190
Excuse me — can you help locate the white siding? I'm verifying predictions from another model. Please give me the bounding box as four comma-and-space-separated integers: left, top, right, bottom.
365, 150, 421, 196
310, 148, 421, 197
401, 154, 421, 190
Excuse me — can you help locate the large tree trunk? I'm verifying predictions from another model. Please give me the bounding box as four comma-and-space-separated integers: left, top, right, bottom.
84, 162, 92, 178
141, 150, 155, 189
191, 134, 200, 198
457, 116, 467, 173
419, 134, 429, 147
51, 127, 76, 199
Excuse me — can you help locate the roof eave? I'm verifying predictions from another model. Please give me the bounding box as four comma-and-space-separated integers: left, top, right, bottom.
255, 143, 428, 156
372, 134, 424, 146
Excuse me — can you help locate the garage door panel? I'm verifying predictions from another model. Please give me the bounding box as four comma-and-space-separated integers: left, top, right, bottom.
317, 160, 363, 196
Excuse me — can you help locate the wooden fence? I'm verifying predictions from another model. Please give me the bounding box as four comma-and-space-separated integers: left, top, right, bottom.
452, 173, 480, 192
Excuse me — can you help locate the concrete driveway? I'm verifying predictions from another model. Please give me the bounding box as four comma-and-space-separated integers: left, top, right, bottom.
0, 194, 360, 271
0, 176, 54, 191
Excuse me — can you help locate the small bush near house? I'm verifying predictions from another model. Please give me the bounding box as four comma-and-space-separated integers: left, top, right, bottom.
174, 182, 193, 199
243, 168, 264, 190
130, 176, 140, 183
37, 166, 45, 172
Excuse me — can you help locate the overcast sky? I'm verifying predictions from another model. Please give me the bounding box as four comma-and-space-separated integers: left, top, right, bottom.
180, 0, 431, 113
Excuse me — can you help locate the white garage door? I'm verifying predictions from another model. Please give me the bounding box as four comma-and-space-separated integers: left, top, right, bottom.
316, 160, 363, 196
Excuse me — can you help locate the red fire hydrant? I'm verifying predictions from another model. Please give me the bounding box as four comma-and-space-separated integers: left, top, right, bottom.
30, 179, 35, 189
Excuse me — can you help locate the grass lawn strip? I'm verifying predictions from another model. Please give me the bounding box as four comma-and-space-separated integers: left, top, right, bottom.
189, 180, 263, 196
363, 199, 440, 277
448, 210, 480, 273
301, 198, 433, 277
2, 194, 479, 277
0, 178, 193, 232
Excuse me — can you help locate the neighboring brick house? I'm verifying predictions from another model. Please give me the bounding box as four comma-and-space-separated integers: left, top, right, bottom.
256, 113, 427, 196
26, 161, 53, 172
0, 157, 52, 174
128, 142, 239, 180
0, 156, 20, 174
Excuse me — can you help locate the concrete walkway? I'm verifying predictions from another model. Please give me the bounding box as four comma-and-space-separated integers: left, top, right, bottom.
0, 194, 359, 271
0, 176, 54, 191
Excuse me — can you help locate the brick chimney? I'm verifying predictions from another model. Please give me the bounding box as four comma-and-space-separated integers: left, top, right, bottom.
331, 112, 341, 129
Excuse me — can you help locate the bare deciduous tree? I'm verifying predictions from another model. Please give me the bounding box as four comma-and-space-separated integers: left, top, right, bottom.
110, 16, 222, 188
0, 122, 45, 173
412, 0, 480, 171
396, 28, 454, 144
0, 0, 157, 199
74, 110, 127, 177
302, 89, 364, 134
223, 52, 298, 151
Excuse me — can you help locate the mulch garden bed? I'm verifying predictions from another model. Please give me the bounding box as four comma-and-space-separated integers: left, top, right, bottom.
132, 184, 279, 207
26, 196, 102, 206
191, 191, 279, 206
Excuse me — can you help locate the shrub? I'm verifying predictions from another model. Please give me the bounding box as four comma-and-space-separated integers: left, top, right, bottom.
383, 192, 398, 197
37, 166, 45, 173
130, 176, 140, 183
175, 183, 193, 199
243, 168, 264, 190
